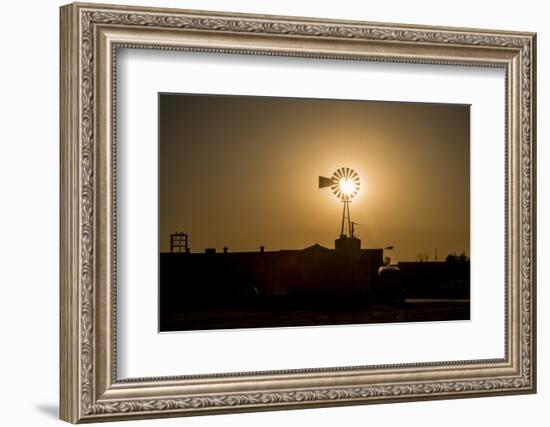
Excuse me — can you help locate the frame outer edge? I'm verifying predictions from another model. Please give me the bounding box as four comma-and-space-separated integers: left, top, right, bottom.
60, 3, 81, 424
60, 2, 537, 422
528, 33, 536, 393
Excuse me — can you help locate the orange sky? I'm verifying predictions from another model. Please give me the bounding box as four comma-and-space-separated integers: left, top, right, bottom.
159, 93, 470, 261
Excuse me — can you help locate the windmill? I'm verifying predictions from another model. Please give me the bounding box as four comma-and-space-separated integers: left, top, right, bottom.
319, 167, 361, 239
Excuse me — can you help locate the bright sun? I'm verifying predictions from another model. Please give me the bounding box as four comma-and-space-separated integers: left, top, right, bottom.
339, 178, 356, 196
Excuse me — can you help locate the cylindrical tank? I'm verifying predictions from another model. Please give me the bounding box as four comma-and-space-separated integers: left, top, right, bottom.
377, 265, 405, 303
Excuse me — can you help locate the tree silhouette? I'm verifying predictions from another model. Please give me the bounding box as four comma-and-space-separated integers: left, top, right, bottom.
446, 252, 469, 263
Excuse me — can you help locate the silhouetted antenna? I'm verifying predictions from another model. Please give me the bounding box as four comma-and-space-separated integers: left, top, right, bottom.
319, 168, 361, 238
170, 232, 188, 253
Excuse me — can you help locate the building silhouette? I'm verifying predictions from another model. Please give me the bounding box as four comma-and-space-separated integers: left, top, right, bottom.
160, 235, 382, 318
159, 233, 470, 331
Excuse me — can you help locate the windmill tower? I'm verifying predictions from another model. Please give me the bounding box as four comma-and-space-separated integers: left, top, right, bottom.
319, 167, 362, 259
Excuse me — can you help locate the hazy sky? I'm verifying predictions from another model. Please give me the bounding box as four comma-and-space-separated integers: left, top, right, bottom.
159, 93, 470, 261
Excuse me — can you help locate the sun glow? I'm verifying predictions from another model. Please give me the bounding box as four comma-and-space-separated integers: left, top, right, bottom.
339, 178, 357, 197
319, 167, 361, 201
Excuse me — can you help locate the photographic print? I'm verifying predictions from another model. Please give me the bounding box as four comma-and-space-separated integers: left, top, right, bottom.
159, 94, 470, 332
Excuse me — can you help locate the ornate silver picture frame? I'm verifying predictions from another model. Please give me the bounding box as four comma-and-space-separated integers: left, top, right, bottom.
60, 2, 536, 423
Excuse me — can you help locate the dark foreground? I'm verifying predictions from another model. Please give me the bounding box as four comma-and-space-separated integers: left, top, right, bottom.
160, 299, 470, 332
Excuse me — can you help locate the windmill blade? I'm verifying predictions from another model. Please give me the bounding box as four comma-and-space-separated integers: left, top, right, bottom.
333, 168, 344, 179
318, 176, 333, 189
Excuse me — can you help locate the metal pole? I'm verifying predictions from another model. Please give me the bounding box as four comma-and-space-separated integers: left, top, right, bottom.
340, 201, 353, 238
347, 202, 353, 238
340, 201, 346, 236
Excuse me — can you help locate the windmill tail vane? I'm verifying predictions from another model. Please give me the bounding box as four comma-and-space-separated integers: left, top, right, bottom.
318, 176, 333, 188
